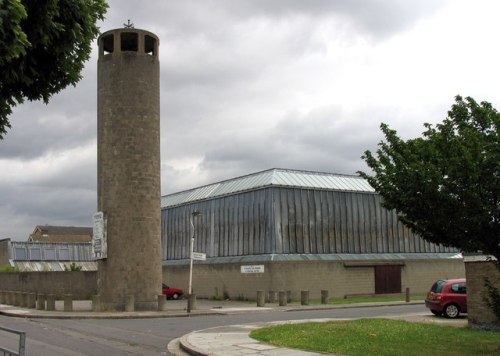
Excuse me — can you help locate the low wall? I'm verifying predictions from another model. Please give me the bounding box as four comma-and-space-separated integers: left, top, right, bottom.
163, 258, 465, 301
0, 271, 97, 299
465, 259, 500, 329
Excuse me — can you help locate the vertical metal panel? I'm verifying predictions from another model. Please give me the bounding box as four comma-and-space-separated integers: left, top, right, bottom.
247, 191, 255, 255
294, 189, 304, 253
287, 189, 296, 253
308, 190, 317, 253
253, 190, 261, 254
272, 189, 282, 254
237, 194, 244, 256
262, 189, 271, 253
242, 193, 248, 255
279, 188, 289, 253
301, 190, 311, 253
319, 191, 329, 253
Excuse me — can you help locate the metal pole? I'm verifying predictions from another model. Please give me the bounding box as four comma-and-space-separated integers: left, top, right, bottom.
187, 211, 199, 313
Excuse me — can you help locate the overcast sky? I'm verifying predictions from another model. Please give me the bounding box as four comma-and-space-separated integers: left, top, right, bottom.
1, 0, 499, 240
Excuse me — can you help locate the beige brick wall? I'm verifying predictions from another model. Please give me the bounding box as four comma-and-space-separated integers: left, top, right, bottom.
163, 258, 464, 301
465, 261, 500, 329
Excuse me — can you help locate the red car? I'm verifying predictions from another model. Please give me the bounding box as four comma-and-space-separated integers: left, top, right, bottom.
162, 283, 183, 300
425, 278, 467, 318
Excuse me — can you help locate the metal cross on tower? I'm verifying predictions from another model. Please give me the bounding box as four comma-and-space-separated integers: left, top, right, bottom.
123, 19, 134, 28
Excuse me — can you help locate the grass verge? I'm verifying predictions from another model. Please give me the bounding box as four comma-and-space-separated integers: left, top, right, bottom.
250, 319, 500, 356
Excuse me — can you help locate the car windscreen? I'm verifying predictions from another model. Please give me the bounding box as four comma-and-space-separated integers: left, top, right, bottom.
430, 280, 447, 293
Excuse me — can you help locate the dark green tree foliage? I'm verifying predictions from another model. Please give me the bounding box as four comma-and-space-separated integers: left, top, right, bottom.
359, 96, 500, 262
0, 0, 108, 138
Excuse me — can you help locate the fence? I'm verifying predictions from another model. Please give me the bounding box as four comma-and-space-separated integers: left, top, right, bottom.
0, 325, 25, 356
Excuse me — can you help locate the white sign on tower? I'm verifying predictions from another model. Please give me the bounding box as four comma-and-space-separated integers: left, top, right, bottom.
92, 211, 107, 259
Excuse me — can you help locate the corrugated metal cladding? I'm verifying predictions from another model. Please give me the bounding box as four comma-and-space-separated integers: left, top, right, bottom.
161, 168, 374, 208
162, 186, 457, 260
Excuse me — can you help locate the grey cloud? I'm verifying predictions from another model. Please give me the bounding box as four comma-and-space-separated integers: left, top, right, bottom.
1, 67, 97, 160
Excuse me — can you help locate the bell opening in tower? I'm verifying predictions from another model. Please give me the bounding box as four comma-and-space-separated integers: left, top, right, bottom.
121, 32, 138, 52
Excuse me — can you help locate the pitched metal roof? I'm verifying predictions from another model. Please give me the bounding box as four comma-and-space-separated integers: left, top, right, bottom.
161, 168, 375, 209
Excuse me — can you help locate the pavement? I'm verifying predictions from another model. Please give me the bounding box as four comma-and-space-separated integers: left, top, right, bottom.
0, 299, 468, 355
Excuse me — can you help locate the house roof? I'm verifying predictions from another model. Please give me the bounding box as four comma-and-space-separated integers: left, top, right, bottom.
161, 168, 375, 209
29, 225, 93, 242
32, 225, 93, 236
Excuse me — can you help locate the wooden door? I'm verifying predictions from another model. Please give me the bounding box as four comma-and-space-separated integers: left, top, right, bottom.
375, 265, 401, 294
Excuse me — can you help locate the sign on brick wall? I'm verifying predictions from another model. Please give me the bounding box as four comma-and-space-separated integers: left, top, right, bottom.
241, 265, 265, 273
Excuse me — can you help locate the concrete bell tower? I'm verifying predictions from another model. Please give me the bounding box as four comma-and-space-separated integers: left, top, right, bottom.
96, 27, 162, 311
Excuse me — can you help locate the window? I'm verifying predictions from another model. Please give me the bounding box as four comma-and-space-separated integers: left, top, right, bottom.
59, 248, 70, 261
145, 35, 156, 55
30, 248, 41, 260
451, 283, 467, 294
102, 34, 114, 54
45, 248, 56, 260
430, 280, 446, 293
121, 32, 138, 51
15, 247, 27, 260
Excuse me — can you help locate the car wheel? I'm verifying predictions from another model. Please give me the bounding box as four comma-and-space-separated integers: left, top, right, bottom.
431, 310, 442, 316
172, 293, 179, 300
444, 304, 460, 318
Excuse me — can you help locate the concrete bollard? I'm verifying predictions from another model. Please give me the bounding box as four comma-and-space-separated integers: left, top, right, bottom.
286, 290, 292, 303
20, 293, 28, 307
301, 290, 309, 305
27, 293, 37, 308
278, 291, 287, 306
92, 295, 101, 312
321, 290, 329, 304
36, 294, 46, 310
256, 290, 265, 307
6, 291, 13, 305
125, 295, 135, 312
268, 291, 277, 303
14, 292, 22, 306
405, 287, 410, 303
63, 295, 73, 312
187, 294, 197, 313
157, 294, 166, 311
0, 291, 6, 304
46, 295, 56, 311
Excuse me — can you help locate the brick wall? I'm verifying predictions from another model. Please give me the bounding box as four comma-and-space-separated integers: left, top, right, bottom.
0, 271, 97, 299
465, 260, 500, 329
163, 258, 464, 301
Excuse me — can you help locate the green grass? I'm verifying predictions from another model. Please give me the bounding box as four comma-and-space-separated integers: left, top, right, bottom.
250, 319, 500, 356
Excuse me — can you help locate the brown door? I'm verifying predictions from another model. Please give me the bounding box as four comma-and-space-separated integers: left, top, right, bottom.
375, 265, 401, 294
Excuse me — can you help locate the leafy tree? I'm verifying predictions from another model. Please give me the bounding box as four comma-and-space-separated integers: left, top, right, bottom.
359, 96, 500, 262
0, 0, 108, 138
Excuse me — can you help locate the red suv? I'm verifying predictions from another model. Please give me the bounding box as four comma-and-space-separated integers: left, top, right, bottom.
425, 278, 467, 318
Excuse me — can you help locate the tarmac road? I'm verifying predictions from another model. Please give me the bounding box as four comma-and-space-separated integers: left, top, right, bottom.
0, 301, 454, 355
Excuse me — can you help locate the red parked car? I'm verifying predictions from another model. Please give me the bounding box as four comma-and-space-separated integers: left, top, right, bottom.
425, 278, 467, 318
162, 283, 183, 300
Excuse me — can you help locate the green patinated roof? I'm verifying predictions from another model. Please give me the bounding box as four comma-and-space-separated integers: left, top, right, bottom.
161, 168, 374, 208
